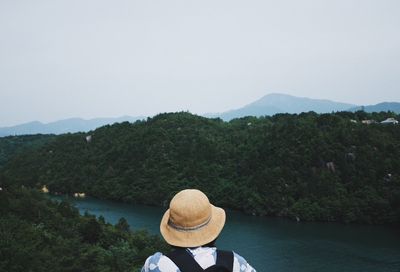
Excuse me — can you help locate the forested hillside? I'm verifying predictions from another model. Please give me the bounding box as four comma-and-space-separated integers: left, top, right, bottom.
1, 111, 400, 224
0, 186, 168, 271
0, 134, 55, 168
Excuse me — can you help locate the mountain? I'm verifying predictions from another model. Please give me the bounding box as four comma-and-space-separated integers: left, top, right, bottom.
3, 111, 400, 224
0, 116, 144, 137
207, 93, 357, 120
349, 102, 400, 113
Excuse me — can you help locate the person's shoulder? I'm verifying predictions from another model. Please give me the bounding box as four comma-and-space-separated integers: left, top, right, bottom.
141, 252, 179, 272
232, 251, 257, 272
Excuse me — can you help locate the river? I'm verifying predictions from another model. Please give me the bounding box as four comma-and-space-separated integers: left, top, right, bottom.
50, 195, 400, 271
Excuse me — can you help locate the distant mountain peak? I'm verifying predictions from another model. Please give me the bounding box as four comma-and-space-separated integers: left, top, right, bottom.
208, 93, 357, 121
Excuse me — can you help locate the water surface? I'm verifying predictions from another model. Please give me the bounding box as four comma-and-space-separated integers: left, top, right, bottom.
51, 195, 400, 271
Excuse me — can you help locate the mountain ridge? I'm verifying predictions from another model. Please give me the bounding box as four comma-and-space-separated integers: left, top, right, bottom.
2, 93, 399, 136
207, 93, 357, 120
207, 93, 400, 120
349, 102, 400, 113
0, 116, 144, 137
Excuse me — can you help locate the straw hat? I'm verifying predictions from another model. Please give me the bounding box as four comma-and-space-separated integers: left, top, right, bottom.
160, 189, 226, 247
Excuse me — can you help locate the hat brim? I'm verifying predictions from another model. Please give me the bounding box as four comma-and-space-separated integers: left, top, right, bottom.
160, 204, 226, 248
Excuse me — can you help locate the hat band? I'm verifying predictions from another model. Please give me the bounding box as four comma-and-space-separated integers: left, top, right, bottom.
168, 216, 212, 232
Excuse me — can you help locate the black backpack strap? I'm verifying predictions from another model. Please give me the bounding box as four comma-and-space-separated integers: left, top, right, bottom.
167, 248, 234, 272
167, 248, 204, 272
215, 250, 234, 271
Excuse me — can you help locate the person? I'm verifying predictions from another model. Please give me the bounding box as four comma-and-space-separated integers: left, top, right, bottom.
141, 189, 256, 272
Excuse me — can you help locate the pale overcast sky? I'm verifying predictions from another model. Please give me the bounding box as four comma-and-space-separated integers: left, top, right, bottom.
0, 0, 399, 126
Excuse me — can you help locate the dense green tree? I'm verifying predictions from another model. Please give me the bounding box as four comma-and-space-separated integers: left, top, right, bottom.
0, 134, 55, 168
80, 217, 102, 244
0, 186, 169, 272
116, 217, 130, 232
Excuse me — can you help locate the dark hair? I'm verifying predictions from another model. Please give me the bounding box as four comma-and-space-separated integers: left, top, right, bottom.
171, 238, 218, 250
202, 238, 217, 248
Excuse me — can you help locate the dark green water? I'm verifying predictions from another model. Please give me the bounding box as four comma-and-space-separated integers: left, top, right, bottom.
51, 196, 400, 271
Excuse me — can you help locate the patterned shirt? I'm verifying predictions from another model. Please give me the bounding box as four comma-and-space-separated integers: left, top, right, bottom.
141, 247, 256, 272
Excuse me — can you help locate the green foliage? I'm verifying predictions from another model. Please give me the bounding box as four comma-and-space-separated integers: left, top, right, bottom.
0, 186, 169, 272
1, 111, 400, 224
0, 134, 55, 168
116, 217, 130, 232
79, 217, 102, 244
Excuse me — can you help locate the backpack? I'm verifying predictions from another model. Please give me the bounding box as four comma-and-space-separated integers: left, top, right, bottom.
167, 248, 234, 272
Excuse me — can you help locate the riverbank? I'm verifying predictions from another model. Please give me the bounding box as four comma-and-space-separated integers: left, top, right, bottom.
47, 190, 400, 227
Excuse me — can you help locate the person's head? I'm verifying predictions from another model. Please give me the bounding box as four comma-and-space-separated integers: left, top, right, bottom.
160, 189, 226, 248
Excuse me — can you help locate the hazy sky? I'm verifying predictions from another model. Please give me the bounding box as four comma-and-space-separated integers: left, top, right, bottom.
1, 0, 399, 126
